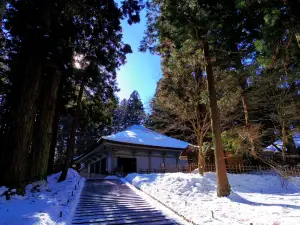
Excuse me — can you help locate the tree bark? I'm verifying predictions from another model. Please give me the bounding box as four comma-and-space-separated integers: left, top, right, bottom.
286, 126, 297, 155
0, 56, 42, 188
202, 40, 230, 197
198, 136, 204, 176
241, 95, 249, 126
47, 96, 61, 175
0, 94, 7, 137
281, 120, 287, 164
0, 0, 6, 35
194, 67, 207, 176
29, 69, 61, 181
58, 80, 85, 182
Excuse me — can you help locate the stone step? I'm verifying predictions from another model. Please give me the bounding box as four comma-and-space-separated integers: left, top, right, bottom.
74, 209, 160, 215
72, 213, 166, 222
80, 195, 142, 199
72, 179, 180, 225
77, 202, 151, 207
75, 206, 155, 212
72, 216, 174, 225
73, 212, 162, 219
78, 199, 146, 204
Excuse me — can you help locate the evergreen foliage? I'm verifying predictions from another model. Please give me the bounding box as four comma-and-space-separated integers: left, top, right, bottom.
112, 90, 146, 133
125, 90, 146, 127
142, 0, 300, 196
0, 0, 299, 197
0, 0, 142, 188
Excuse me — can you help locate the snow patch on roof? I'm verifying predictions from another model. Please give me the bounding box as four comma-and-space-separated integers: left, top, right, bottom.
264, 133, 300, 152
103, 125, 189, 149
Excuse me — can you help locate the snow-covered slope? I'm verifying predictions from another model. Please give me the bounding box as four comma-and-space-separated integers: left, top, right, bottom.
126, 172, 300, 225
0, 169, 85, 225
103, 125, 189, 149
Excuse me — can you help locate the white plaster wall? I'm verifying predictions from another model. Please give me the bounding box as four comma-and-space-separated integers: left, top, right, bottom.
136, 156, 149, 172
151, 156, 163, 171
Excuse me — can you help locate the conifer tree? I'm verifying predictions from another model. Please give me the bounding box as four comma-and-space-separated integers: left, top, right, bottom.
112, 99, 128, 132
125, 90, 145, 127
0, 0, 142, 188
141, 0, 232, 196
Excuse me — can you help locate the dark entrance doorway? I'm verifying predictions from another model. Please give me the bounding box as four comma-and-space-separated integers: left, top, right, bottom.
117, 157, 137, 174
94, 162, 100, 174
101, 157, 107, 174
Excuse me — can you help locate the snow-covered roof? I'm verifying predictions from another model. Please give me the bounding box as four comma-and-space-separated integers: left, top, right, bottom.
264, 133, 300, 152
102, 125, 189, 149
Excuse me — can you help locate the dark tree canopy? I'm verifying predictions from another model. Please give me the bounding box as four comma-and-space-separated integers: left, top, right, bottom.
0, 0, 143, 188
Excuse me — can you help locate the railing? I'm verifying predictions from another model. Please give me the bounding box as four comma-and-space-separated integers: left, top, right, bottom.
203, 164, 272, 174
138, 164, 300, 177
138, 166, 194, 174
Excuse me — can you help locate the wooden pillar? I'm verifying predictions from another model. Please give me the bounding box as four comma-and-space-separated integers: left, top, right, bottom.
162, 152, 166, 171
111, 152, 114, 174
96, 160, 100, 174
98, 160, 101, 174
132, 150, 137, 172
148, 152, 152, 172
132, 150, 136, 158
107, 151, 113, 174
88, 163, 91, 174
91, 163, 94, 174
106, 153, 108, 172
176, 156, 179, 168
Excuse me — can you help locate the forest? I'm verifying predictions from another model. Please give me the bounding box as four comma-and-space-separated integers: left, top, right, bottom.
0, 0, 299, 198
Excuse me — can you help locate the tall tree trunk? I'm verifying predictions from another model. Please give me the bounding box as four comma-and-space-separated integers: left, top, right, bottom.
202, 40, 230, 197
0, 94, 7, 137
281, 120, 287, 164
47, 96, 61, 175
29, 69, 61, 181
286, 126, 297, 155
0, 0, 6, 35
194, 68, 206, 176
241, 95, 249, 126
0, 56, 42, 188
198, 136, 204, 176
47, 77, 64, 175
58, 81, 85, 182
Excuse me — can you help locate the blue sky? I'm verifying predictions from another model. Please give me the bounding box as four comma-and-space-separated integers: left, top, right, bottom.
117, 10, 161, 111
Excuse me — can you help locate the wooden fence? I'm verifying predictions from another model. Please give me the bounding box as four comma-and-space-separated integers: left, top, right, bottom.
138, 164, 300, 177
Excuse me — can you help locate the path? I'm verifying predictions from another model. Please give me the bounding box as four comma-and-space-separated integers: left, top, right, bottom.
71, 179, 180, 225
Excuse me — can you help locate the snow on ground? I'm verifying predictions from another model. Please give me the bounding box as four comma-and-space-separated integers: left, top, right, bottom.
0, 169, 85, 225
120, 178, 191, 225
125, 172, 300, 225
103, 125, 189, 149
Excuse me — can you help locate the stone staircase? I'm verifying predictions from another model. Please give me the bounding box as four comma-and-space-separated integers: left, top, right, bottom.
71, 179, 179, 225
